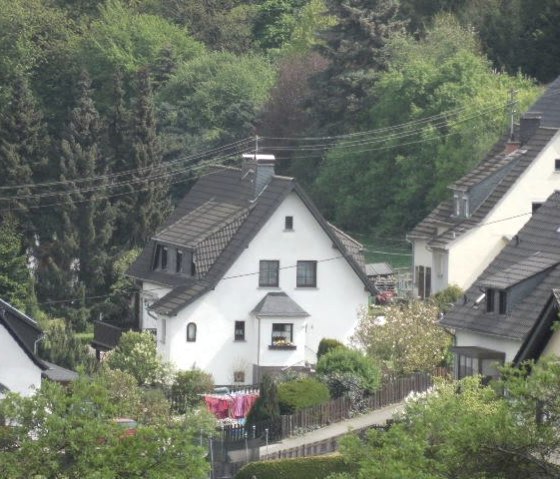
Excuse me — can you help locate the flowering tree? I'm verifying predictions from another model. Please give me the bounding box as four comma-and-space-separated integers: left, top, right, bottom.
106, 331, 173, 385
352, 301, 451, 375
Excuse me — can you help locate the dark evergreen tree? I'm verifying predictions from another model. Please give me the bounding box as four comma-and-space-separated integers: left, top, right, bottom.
307, 0, 407, 134
0, 77, 49, 243
58, 70, 114, 293
0, 216, 37, 314
246, 374, 281, 438
107, 70, 130, 173
122, 68, 170, 246
151, 45, 177, 92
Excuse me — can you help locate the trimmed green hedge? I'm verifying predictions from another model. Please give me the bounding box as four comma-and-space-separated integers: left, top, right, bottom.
235, 455, 356, 479
317, 338, 346, 360
278, 378, 330, 414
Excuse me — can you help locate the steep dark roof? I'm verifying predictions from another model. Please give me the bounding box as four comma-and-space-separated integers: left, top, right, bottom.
128, 166, 375, 316
442, 191, 560, 341
0, 299, 47, 371
409, 76, 560, 244
252, 292, 309, 318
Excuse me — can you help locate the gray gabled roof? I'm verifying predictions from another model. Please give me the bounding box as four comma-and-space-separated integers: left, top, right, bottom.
0, 299, 47, 371
128, 165, 375, 316
409, 75, 560, 245
252, 292, 309, 318
442, 191, 560, 341
42, 361, 79, 382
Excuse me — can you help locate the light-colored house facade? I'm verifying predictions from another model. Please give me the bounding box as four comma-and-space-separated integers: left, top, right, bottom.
408, 77, 560, 298
442, 191, 560, 379
128, 155, 374, 384
0, 320, 44, 396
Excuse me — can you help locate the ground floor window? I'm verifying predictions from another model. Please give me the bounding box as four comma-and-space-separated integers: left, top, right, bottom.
271, 323, 293, 345
452, 346, 505, 382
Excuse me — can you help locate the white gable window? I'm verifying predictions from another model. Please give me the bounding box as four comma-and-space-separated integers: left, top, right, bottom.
296, 261, 317, 287
285, 216, 294, 230
186, 322, 197, 342
555, 159, 560, 171
259, 260, 279, 287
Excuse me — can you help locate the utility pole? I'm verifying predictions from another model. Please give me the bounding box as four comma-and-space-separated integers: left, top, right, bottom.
508, 89, 518, 141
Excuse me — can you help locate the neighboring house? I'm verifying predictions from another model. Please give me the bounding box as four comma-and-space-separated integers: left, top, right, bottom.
408, 76, 560, 298
126, 154, 375, 384
442, 191, 560, 380
0, 299, 77, 396
365, 262, 395, 291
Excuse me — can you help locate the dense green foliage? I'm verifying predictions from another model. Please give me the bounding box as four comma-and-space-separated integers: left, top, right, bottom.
277, 377, 330, 413
246, 374, 280, 428
0, 370, 214, 478
106, 331, 172, 385
0, 0, 559, 374
432, 284, 463, 312
335, 357, 560, 478
353, 301, 451, 374
317, 338, 346, 360
312, 15, 539, 234
235, 455, 357, 479
171, 368, 215, 413
317, 348, 381, 397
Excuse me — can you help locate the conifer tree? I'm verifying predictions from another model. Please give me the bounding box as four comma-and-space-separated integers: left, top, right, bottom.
0, 76, 49, 244
123, 68, 170, 246
107, 70, 130, 173
307, 0, 406, 133
59, 70, 114, 293
0, 216, 37, 314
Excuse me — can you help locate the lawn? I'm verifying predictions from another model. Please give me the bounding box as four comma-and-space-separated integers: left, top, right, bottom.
354, 234, 412, 270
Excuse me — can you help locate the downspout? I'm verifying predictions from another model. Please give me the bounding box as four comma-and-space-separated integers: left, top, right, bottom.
256, 315, 261, 383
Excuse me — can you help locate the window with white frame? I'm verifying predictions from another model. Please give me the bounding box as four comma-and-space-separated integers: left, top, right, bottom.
271, 323, 293, 345
296, 261, 317, 287
234, 321, 245, 341
186, 322, 197, 342
259, 260, 279, 287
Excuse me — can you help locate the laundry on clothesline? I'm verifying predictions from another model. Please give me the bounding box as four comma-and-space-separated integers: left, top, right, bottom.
204, 389, 259, 420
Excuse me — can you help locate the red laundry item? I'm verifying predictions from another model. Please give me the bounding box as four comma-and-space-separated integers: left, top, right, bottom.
232, 395, 245, 419
243, 394, 259, 417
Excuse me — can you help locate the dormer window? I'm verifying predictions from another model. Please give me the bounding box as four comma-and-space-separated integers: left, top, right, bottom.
454, 194, 460, 216
176, 250, 183, 273
463, 197, 469, 218
499, 291, 507, 315
486, 288, 495, 312
152, 244, 168, 270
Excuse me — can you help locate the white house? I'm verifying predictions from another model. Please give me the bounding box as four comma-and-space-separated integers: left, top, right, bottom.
442, 191, 560, 380
0, 299, 77, 396
408, 76, 560, 298
127, 154, 375, 384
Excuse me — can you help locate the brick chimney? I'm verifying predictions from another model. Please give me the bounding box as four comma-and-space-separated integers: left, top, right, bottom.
242, 153, 276, 198
520, 112, 542, 146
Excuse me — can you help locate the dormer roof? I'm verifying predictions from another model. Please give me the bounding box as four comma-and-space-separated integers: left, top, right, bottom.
442, 191, 560, 340
128, 163, 375, 316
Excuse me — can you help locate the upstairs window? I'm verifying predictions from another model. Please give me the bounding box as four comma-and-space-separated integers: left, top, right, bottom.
486, 288, 495, 313
463, 197, 469, 218
234, 321, 245, 341
297, 261, 317, 287
176, 250, 183, 273
161, 247, 168, 270
454, 194, 460, 216
285, 216, 294, 230
499, 291, 507, 315
259, 260, 280, 287
555, 159, 560, 171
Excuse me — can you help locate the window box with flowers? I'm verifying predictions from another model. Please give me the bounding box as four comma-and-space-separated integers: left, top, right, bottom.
269, 339, 296, 350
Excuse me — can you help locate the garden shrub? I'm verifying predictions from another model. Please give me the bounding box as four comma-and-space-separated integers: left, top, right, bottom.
317, 348, 380, 398
235, 455, 356, 479
278, 378, 330, 414
317, 338, 346, 360
171, 369, 214, 413
432, 284, 463, 312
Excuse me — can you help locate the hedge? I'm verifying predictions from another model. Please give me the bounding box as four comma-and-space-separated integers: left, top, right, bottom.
278, 378, 330, 414
235, 455, 357, 479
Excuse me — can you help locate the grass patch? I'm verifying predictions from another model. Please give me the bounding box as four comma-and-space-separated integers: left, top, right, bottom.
353, 234, 412, 269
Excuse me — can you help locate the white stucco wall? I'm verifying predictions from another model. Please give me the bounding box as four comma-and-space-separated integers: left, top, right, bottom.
415, 131, 560, 295
455, 329, 521, 362
0, 324, 42, 396
139, 282, 171, 333
148, 190, 370, 384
